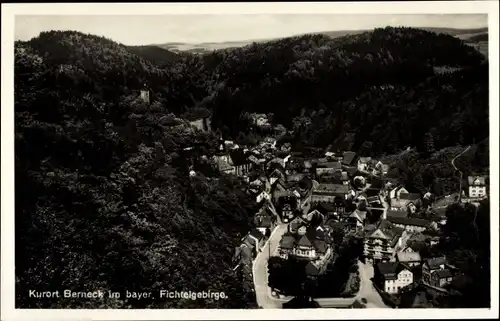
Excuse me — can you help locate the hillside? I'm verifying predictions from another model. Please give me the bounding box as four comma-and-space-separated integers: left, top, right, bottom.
126, 45, 183, 66
15, 32, 258, 308
14, 26, 489, 308
154, 26, 488, 53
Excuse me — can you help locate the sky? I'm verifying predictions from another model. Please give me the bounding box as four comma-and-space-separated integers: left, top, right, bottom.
15, 14, 487, 46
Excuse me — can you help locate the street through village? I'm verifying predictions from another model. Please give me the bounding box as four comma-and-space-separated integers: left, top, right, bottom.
252, 201, 389, 309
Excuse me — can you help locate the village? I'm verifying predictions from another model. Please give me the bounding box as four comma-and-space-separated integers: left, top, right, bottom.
207, 114, 491, 308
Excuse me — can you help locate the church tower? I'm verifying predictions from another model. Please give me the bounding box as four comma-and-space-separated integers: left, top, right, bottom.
140, 83, 150, 104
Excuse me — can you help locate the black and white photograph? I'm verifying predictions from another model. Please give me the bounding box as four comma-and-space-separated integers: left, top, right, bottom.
1, 1, 499, 320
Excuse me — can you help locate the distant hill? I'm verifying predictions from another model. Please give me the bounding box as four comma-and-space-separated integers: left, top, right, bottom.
466, 32, 488, 42
126, 45, 182, 66
153, 26, 488, 53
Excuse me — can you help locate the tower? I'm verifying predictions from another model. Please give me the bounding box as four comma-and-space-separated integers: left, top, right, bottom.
140, 83, 150, 104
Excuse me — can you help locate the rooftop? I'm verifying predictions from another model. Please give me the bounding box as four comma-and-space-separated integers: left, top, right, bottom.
342, 151, 356, 166
397, 251, 422, 263
387, 216, 431, 228
377, 262, 411, 280
399, 192, 421, 201
468, 175, 486, 186
312, 184, 349, 195
425, 257, 448, 270
387, 210, 408, 219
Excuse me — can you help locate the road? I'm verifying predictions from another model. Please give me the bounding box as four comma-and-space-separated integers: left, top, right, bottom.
253, 194, 312, 309
380, 193, 390, 220
253, 223, 288, 308
253, 189, 389, 309
355, 261, 389, 308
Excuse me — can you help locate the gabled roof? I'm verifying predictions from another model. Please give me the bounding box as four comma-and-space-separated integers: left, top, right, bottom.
345, 166, 358, 176
387, 216, 431, 228
387, 210, 408, 219
249, 228, 265, 241
312, 184, 349, 195
400, 193, 421, 201
468, 175, 486, 186
367, 220, 404, 246
377, 262, 411, 280
305, 261, 321, 276
297, 235, 313, 247
397, 251, 421, 263
351, 209, 367, 222
312, 240, 328, 254
342, 151, 356, 166
425, 257, 448, 270
279, 235, 296, 249
434, 269, 453, 279
317, 162, 342, 170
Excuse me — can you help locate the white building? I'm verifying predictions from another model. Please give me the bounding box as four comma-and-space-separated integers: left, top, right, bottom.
375, 262, 414, 294
468, 176, 487, 199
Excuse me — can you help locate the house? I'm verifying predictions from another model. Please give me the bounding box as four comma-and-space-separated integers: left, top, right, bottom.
386, 216, 431, 233
242, 228, 265, 257
252, 113, 269, 127
373, 161, 389, 176
278, 225, 334, 271
288, 216, 307, 234
350, 209, 367, 228
248, 155, 265, 171
389, 186, 409, 200
332, 196, 347, 216
357, 157, 372, 172
363, 220, 405, 264
317, 172, 343, 184
228, 149, 252, 176
277, 194, 299, 222
232, 243, 254, 268
315, 162, 342, 176
312, 202, 340, 220
342, 151, 357, 166
263, 137, 277, 148
422, 257, 455, 288
311, 184, 350, 203
254, 204, 278, 236
396, 252, 422, 267
189, 117, 212, 132
285, 159, 306, 175
287, 173, 308, 183
140, 86, 150, 104
255, 190, 271, 204
341, 171, 350, 185
374, 262, 414, 294
390, 192, 421, 214
467, 175, 487, 199
212, 154, 236, 174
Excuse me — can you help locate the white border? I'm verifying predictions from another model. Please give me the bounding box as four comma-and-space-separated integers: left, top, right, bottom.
1, 1, 499, 320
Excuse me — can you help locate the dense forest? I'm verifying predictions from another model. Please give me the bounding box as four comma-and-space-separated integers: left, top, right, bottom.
15, 26, 489, 308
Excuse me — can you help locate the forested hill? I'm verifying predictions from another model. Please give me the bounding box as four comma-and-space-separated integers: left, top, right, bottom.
16, 31, 259, 308
15, 26, 488, 308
